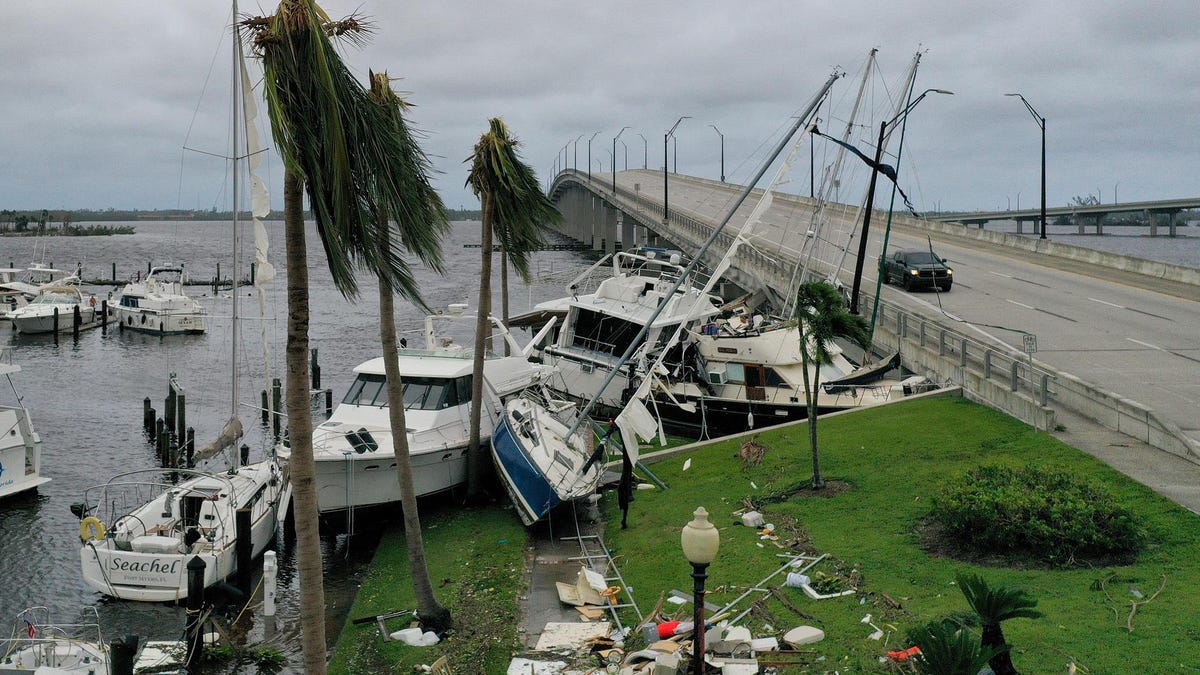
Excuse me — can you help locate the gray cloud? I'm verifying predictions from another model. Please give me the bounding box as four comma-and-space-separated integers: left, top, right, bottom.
2, 0, 1196, 213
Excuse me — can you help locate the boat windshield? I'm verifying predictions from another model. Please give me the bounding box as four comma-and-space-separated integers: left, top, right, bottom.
32, 291, 76, 304
342, 373, 472, 410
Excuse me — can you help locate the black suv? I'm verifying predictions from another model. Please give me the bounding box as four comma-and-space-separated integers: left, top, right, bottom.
882, 249, 953, 292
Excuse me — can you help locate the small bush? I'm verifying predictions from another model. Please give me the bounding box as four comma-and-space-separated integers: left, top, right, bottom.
929, 464, 1144, 566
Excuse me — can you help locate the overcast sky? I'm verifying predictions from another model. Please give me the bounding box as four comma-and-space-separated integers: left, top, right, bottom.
3, 1, 1197, 215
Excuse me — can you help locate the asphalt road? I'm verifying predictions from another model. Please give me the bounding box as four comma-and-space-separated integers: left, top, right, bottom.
611, 169, 1200, 447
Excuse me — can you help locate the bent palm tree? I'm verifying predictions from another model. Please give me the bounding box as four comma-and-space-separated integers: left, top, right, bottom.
794, 281, 869, 489
244, 2, 449, 671
464, 118, 560, 498
957, 572, 1042, 675
367, 70, 451, 631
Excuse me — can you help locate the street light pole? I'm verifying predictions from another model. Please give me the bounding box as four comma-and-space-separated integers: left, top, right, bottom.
612, 126, 629, 194
709, 124, 724, 182
1006, 93, 1047, 239
664, 116, 689, 226
587, 130, 600, 181
848, 88, 953, 315
681, 507, 719, 675
638, 133, 648, 169
619, 139, 628, 170
573, 134, 583, 171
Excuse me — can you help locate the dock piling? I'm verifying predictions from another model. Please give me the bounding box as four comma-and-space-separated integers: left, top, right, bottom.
271, 378, 281, 439
185, 556, 206, 667
143, 398, 154, 434
235, 508, 252, 595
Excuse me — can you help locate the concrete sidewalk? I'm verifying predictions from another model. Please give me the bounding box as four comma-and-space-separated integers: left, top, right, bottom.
1050, 405, 1200, 515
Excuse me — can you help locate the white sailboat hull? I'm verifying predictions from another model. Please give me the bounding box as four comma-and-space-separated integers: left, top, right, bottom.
78, 462, 288, 602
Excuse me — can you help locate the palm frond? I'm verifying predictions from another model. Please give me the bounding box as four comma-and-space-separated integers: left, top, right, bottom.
957, 573, 1044, 624
794, 280, 870, 363
465, 117, 560, 281
243, 0, 447, 302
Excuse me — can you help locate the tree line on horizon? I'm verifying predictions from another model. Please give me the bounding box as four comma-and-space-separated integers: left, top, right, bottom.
0, 206, 483, 226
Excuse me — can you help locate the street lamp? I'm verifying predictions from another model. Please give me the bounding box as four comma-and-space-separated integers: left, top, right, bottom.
638, 133, 648, 169
709, 124, 725, 182
573, 134, 584, 171
619, 139, 629, 170
587, 131, 601, 181
1005, 93, 1047, 239
681, 507, 719, 675
613, 126, 629, 194
664, 116, 690, 225
848, 88, 953, 314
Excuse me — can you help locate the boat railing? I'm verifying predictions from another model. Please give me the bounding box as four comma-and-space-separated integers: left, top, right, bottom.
2, 606, 104, 652
81, 470, 243, 539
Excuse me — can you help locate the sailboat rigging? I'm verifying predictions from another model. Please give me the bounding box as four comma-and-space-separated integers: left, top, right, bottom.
491, 71, 843, 525
74, 2, 290, 602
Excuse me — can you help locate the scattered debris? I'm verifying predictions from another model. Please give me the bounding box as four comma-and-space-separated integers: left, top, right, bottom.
782, 626, 825, 648
738, 436, 768, 469
505, 657, 569, 674
533, 621, 612, 651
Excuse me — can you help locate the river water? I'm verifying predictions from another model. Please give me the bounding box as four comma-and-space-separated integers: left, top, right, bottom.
0, 218, 1195, 669
0, 219, 586, 668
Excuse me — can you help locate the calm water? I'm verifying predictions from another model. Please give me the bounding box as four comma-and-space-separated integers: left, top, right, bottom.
0, 220, 586, 668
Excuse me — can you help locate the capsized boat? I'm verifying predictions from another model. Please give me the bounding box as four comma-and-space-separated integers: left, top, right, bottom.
490, 390, 605, 526
0, 607, 109, 674
7, 283, 96, 335
110, 264, 207, 335
0, 347, 46, 501
303, 305, 555, 516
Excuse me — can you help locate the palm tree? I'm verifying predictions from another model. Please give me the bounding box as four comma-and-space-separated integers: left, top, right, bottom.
244, 2, 449, 671
367, 70, 451, 632
464, 118, 560, 498
957, 572, 1043, 675
909, 620, 1003, 675
793, 281, 870, 489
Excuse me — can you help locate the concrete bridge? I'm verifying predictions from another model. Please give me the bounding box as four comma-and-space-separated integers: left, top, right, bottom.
546, 168, 1200, 466
931, 198, 1200, 235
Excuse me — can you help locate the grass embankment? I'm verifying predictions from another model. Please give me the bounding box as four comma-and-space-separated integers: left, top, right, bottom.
327, 505, 527, 674
331, 397, 1200, 673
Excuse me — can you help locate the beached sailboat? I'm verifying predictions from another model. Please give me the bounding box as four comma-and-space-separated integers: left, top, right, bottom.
110, 264, 207, 335
0, 347, 46, 501
74, 4, 289, 602
492, 71, 844, 524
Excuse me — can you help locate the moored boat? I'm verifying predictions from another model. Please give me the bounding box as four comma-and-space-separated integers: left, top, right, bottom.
110, 264, 207, 335
7, 284, 96, 335
0, 347, 46, 501
0, 606, 109, 674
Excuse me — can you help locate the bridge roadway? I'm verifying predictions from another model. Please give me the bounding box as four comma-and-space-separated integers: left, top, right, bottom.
548, 168, 1200, 466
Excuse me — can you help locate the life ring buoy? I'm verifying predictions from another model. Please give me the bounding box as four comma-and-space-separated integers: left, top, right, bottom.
80, 516, 106, 542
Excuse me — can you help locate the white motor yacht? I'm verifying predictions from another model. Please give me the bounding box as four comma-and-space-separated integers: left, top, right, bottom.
110, 264, 207, 335
304, 306, 553, 517
8, 284, 96, 335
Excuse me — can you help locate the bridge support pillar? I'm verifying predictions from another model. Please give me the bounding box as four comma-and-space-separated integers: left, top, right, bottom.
1015, 219, 1023, 235
1146, 209, 1156, 237
621, 210, 634, 252
603, 204, 617, 255
590, 194, 602, 251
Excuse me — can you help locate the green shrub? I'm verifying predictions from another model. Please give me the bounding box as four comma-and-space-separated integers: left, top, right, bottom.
929, 464, 1144, 566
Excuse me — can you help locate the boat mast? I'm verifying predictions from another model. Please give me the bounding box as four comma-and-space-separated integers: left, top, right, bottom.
230, 0, 242, 469
564, 70, 842, 439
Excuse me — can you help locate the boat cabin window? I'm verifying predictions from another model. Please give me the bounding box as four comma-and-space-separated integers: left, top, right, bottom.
120, 296, 140, 308
725, 363, 745, 383
569, 308, 643, 356
343, 373, 472, 410
33, 291, 76, 305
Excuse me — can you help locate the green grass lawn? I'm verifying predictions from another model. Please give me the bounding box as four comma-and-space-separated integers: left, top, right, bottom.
327, 504, 528, 674
329, 397, 1200, 673
604, 397, 1200, 673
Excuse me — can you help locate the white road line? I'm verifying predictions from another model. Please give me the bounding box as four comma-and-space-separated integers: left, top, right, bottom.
988, 270, 1014, 278
1088, 297, 1124, 309
1006, 299, 1035, 310
1126, 338, 1163, 351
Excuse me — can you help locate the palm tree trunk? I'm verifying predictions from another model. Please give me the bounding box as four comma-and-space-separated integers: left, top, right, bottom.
500, 248, 510, 356
467, 191, 494, 499
283, 170, 327, 675
983, 624, 1018, 675
377, 220, 451, 631
799, 326, 824, 489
